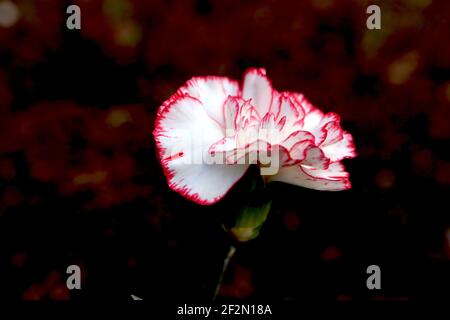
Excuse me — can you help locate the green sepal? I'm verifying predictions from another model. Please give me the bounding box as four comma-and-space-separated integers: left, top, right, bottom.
223, 174, 272, 242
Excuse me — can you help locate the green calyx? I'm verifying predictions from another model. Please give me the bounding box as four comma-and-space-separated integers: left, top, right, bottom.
223, 174, 272, 242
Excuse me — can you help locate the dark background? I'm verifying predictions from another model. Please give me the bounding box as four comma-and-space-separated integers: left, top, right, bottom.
0, 0, 449, 301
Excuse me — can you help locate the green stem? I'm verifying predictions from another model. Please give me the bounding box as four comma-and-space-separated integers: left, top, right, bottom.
213, 245, 236, 300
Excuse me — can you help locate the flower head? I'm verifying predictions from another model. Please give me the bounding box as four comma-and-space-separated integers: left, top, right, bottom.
153, 68, 356, 205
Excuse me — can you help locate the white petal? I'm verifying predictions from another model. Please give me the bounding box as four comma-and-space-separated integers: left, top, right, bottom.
166, 160, 249, 204
154, 95, 248, 204
178, 76, 239, 126
274, 93, 305, 128
320, 121, 343, 147
321, 132, 356, 162
223, 96, 241, 134
288, 140, 313, 162
281, 130, 315, 150
301, 146, 330, 169
270, 162, 351, 191
292, 93, 325, 132
237, 100, 260, 129
242, 68, 273, 117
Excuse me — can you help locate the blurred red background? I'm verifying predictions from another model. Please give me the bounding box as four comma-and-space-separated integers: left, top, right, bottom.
0, 0, 449, 301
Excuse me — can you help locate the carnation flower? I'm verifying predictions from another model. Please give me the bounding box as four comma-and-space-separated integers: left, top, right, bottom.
153, 68, 356, 205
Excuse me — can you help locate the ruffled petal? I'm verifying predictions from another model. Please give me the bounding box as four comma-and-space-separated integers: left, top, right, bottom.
270, 162, 351, 191
274, 92, 305, 128
242, 68, 274, 117
281, 130, 315, 150
178, 76, 239, 126
321, 132, 356, 162
288, 140, 314, 162
237, 100, 261, 129
223, 96, 241, 134
153, 95, 248, 204
258, 113, 280, 142
300, 146, 330, 169
320, 121, 343, 147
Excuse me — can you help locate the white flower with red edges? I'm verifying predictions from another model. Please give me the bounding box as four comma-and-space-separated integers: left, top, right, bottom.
153, 68, 356, 205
